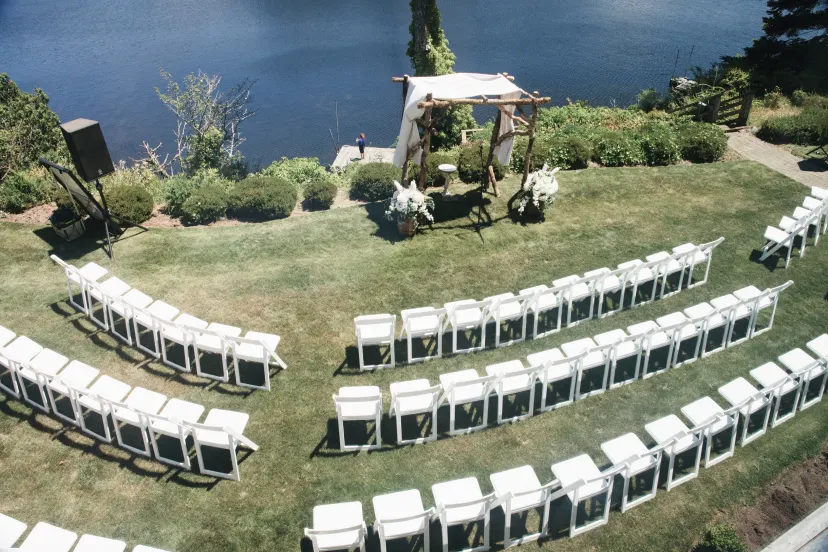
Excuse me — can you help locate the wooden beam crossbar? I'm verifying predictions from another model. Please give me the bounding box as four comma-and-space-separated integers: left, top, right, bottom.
494, 129, 529, 146
417, 96, 550, 109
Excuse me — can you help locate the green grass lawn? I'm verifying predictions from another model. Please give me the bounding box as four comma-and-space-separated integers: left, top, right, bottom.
0, 160, 826, 552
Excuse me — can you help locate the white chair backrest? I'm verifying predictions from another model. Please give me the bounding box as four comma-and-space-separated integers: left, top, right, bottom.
184, 419, 257, 450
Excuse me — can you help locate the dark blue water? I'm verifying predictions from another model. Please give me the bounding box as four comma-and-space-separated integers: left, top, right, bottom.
0, 0, 767, 167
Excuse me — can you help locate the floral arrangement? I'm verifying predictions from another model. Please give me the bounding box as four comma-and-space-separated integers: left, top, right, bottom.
518, 164, 560, 215
385, 180, 435, 228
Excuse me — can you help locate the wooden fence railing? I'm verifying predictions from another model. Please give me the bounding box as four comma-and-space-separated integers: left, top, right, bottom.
668, 91, 754, 126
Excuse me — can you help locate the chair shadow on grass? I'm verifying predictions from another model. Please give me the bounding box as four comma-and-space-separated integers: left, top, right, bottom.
48, 300, 259, 396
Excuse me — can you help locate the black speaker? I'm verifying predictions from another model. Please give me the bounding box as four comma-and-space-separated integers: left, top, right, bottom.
60, 118, 115, 182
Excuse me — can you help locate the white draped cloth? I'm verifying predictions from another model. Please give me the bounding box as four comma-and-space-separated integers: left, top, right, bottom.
392, 73, 523, 168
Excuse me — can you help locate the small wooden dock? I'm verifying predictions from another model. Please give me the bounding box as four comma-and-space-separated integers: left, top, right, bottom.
331, 145, 396, 170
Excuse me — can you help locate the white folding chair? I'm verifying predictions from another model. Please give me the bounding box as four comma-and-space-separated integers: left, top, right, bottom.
305, 501, 367, 552
760, 223, 805, 268
750, 362, 802, 427
46, 360, 100, 425
485, 360, 541, 424
431, 476, 506, 552
601, 433, 666, 512
527, 348, 577, 412
333, 386, 382, 451
111, 387, 169, 457
160, 313, 208, 372
779, 210, 819, 249
807, 334, 828, 362
399, 307, 446, 362
18, 348, 68, 412
550, 454, 620, 538
552, 275, 592, 327
561, 337, 610, 399
778, 348, 827, 410
718, 377, 773, 445
594, 329, 642, 388
519, 284, 563, 339
671, 237, 724, 290
0, 335, 43, 398
373, 489, 433, 552
709, 293, 753, 347
186, 408, 257, 481
73, 375, 132, 442
193, 323, 242, 382
50, 254, 108, 314
147, 398, 205, 469
585, 266, 627, 318
133, 300, 180, 359
656, 312, 702, 367
489, 466, 580, 548
443, 300, 489, 354
388, 379, 441, 445
627, 322, 673, 377
15, 521, 78, 552
803, 195, 828, 233
644, 414, 705, 490
108, 289, 154, 346
734, 281, 793, 339
617, 259, 658, 309
437, 370, 496, 436
683, 302, 728, 357
0, 324, 15, 349
0, 512, 27, 548
354, 314, 396, 370
85, 276, 131, 331
681, 397, 739, 467
645, 250, 684, 299
483, 292, 530, 348
73, 534, 127, 552
230, 330, 287, 390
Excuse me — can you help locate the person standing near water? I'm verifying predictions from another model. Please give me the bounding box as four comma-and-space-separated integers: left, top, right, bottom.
356, 133, 366, 160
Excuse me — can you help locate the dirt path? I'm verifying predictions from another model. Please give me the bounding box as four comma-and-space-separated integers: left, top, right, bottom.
727, 131, 828, 190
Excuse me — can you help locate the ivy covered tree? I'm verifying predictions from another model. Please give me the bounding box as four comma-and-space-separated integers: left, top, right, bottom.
0, 73, 67, 182
740, 0, 828, 93
407, 0, 476, 150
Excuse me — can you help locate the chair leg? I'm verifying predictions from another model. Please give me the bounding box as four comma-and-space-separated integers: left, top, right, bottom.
357, 341, 365, 371
338, 416, 346, 450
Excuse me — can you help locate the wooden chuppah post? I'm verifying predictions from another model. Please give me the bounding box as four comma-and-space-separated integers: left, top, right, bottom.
522, 92, 541, 186
484, 109, 503, 197
417, 93, 434, 191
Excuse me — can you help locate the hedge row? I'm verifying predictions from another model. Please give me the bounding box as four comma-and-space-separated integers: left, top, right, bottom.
757, 107, 828, 145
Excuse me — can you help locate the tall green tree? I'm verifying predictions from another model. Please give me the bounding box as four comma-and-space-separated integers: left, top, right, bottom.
407, 0, 476, 150
0, 73, 66, 181
741, 0, 828, 93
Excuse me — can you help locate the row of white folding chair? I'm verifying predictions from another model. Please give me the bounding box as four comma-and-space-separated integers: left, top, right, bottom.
49, 254, 286, 390
0, 326, 256, 481
0, 513, 170, 552
760, 188, 827, 268
355, 237, 724, 369
357, 283, 790, 447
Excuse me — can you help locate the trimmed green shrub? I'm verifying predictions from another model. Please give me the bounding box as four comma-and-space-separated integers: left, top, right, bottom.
107, 185, 154, 223
698, 523, 745, 552
350, 162, 399, 201
162, 169, 232, 217
0, 170, 54, 213
791, 90, 828, 109
457, 141, 505, 183
229, 175, 296, 220
638, 123, 682, 166
303, 177, 337, 210
260, 157, 328, 189
180, 183, 228, 225
545, 135, 592, 170
678, 123, 728, 163
409, 150, 460, 187
757, 107, 828, 145
592, 131, 646, 167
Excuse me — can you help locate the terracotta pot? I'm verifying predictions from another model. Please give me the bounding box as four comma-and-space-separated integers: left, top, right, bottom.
397, 218, 416, 236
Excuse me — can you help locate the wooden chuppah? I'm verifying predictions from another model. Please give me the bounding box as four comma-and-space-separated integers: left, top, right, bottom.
392, 73, 550, 200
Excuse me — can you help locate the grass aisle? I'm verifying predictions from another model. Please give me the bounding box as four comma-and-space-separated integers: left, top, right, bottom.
0, 160, 826, 551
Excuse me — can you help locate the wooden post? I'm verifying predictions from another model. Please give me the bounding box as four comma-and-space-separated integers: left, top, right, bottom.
521, 96, 540, 187
705, 93, 722, 123
417, 93, 433, 191
401, 75, 410, 118
485, 109, 502, 197
737, 92, 754, 127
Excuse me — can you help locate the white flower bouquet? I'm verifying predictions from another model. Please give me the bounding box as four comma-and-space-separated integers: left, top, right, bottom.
385, 180, 435, 231
517, 164, 560, 217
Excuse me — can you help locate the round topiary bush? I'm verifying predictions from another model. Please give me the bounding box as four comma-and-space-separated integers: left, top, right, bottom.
350, 162, 399, 201
678, 123, 728, 163
592, 130, 646, 167
546, 135, 592, 170
639, 124, 682, 166
457, 141, 505, 183
107, 186, 154, 223
180, 184, 228, 225
229, 176, 297, 220
303, 177, 338, 210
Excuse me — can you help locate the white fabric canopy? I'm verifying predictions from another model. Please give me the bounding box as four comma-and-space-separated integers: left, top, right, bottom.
392, 73, 523, 168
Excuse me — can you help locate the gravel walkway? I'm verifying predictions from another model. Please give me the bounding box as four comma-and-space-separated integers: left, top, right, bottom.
727, 130, 828, 190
